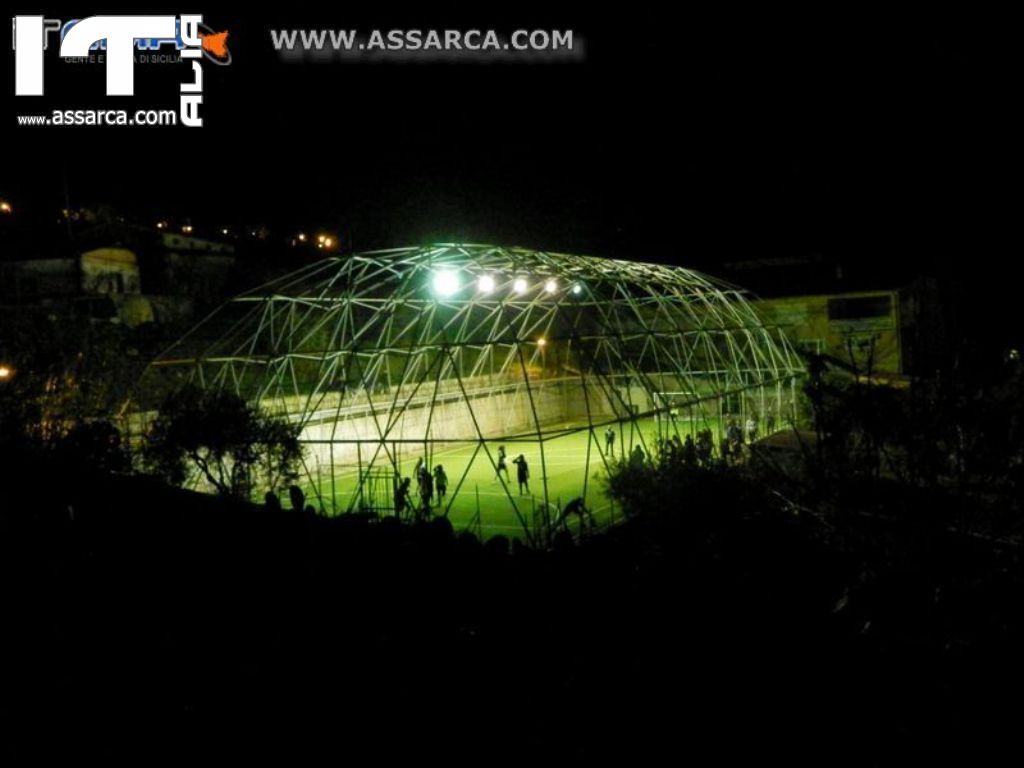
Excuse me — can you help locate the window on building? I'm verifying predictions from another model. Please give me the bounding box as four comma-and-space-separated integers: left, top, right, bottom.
827, 295, 892, 321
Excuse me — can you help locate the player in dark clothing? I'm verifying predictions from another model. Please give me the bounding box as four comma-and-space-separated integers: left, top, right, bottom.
512, 454, 530, 495
556, 496, 593, 531
418, 465, 433, 512
495, 445, 510, 483
394, 477, 412, 519
433, 465, 448, 506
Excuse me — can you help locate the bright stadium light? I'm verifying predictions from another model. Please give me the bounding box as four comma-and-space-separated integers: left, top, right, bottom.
536, 337, 547, 347
512, 277, 528, 295
544, 279, 558, 294
432, 270, 461, 297
571, 283, 583, 295
477, 274, 496, 294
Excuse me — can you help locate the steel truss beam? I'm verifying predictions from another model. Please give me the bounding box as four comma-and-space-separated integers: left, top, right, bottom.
140, 244, 804, 543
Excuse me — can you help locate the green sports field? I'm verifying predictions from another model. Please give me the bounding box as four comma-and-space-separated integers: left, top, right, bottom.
299, 415, 727, 542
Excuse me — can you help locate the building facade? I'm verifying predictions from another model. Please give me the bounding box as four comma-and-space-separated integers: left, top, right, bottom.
756, 290, 903, 376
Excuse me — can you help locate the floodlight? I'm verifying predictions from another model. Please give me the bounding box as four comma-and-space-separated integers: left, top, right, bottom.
544, 279, 558, 294
512, 277, 528, 295
571, 283, 583, 295
477, 274, 496, 294
432, 270, 461, 297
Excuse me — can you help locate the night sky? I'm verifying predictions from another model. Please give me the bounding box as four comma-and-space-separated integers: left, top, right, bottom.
1, 7, 1016, 305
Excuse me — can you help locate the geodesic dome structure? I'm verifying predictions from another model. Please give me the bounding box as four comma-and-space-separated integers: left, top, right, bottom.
142, 244, 803, 541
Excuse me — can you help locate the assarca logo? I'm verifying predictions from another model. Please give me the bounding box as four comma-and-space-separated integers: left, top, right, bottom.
13, 14, 206, 127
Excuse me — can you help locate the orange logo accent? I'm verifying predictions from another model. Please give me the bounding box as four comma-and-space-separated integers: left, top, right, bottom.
199, 30, 230, 58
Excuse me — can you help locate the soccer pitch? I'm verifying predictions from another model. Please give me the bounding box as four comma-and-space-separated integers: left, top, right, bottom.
300, 415, 726, 542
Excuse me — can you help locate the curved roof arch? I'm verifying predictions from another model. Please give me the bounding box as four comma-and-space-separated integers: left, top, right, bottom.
143, 244, 803, 541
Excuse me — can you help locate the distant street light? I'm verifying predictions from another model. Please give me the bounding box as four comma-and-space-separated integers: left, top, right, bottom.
0, 364, 14, 381
0, 200, 13, 214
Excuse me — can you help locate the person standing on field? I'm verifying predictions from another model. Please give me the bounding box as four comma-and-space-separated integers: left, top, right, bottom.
512, 454, 530, 495
433, 465, 448, 506
495, 445, 510, 483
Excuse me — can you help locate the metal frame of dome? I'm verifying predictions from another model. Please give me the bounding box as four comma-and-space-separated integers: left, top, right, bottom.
144, 244, 804, 542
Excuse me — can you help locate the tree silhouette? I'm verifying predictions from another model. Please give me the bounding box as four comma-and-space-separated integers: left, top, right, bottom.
143, 385, 304, 499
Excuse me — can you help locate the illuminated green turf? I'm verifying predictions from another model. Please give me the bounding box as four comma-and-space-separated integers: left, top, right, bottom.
301, 415, 726, 542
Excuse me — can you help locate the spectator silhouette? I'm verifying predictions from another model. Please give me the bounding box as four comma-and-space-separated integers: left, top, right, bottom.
727, 420, 743, 447
696, 429, 713, 465
630, 444, 645, 469
288, 485, 305, 512
483, 534, 510, 558
394, 477, 412, 519
683, 434, 697, 466
746, 416, 759, 444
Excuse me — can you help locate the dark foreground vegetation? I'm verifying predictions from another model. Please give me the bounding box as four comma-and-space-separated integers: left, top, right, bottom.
3, 358, 1024, 762
2, 470, 1023, 760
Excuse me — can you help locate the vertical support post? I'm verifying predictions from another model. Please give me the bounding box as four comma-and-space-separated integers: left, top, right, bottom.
329, 441, 337, 514
357, 441, 363, 512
